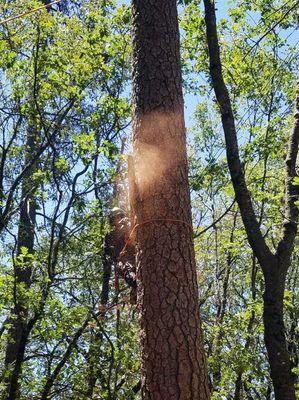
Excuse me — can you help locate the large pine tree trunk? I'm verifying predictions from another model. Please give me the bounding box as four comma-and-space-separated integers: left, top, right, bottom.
131, 1, 210, 399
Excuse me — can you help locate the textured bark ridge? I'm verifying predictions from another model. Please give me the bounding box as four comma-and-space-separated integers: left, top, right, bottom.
131, 1, 210, 399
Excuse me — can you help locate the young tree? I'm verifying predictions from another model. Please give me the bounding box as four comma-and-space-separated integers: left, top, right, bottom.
130, 1, 210, 398
203, 0, 299, 398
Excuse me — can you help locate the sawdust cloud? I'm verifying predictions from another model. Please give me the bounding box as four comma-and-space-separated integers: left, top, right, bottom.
133, 110, 186, 195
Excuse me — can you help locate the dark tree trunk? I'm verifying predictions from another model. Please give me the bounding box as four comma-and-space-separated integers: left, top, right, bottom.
40, 319, 89, 400
203, 1, 298, 399
233, 374, 243, 400
4, 129, 37, 400
213, 216, 236, 391
131, 1, 210, 399
263, 267, 296, 400
85, 253, 112, 399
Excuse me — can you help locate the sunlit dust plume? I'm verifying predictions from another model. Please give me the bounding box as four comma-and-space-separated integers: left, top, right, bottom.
132, 110, 186, 195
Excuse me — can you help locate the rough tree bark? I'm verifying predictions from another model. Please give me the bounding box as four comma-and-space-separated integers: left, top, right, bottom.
130, 1, 210, 399
203, 1, 299, 399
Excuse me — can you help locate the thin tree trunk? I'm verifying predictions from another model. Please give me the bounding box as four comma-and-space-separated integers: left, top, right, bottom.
203, 1, 298, 398
4, 5, 56, 397
86, 256, 112, 398
131, 1, 210, 399
4, 128, 37, 400
234, 257, 258, 400
213, 213, 236, 391
263, 267, 295, 400
40, 319, 90, 400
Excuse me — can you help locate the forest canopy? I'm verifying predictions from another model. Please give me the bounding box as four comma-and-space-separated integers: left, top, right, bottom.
0, 1, 298, 399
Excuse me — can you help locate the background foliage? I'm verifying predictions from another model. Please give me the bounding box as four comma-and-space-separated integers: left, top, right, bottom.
0, 0, 298, 399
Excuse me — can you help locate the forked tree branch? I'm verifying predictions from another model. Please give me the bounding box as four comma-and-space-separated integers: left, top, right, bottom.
203, 0, 275, 270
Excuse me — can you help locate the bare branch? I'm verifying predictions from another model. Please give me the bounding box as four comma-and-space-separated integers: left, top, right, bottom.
194, 200, 235, 238
0, 0, 61, 26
